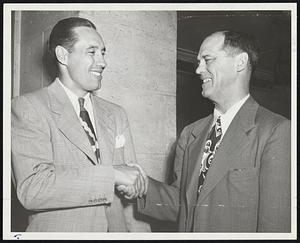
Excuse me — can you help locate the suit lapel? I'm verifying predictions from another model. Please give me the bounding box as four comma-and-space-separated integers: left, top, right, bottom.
196, 97, 259, 205
185, 115, 213, 211
91, 95, 115, 166
47, 79, 98, 165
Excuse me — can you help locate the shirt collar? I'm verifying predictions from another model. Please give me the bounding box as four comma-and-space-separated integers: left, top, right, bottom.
58, 78, 91, 110
213, 94, 250, 136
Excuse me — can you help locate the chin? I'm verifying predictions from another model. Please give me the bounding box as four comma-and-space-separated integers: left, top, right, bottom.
92, 85, 101, 92
91, 80, 102, 91
202, 87, 215, 98
201, 90, 209, 98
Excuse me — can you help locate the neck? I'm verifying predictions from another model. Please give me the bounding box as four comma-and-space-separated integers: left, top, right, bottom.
214, 92, 249, 114
214, 74, 250, 113
58, 73, 88, 98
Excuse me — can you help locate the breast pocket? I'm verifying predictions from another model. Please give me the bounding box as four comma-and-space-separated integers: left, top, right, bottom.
228, 167, 258, 181
228, 167, 259, 207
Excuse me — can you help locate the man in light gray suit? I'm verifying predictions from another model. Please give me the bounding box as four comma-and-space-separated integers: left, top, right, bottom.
123, 30, 291, 232
11, 17, 149, 232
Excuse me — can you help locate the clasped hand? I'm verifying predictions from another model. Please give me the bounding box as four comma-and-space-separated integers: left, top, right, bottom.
113, 163, 148, 199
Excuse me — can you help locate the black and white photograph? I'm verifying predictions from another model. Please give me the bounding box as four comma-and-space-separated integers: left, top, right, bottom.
3, 3, 297, 240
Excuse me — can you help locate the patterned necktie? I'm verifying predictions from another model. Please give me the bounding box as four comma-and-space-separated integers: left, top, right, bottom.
197, 116, 222, 196
78, 97, 100, 164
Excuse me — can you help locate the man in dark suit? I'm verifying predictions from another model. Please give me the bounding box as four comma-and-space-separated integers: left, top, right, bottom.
124, 30, 291, 232
11, 17, 149, 232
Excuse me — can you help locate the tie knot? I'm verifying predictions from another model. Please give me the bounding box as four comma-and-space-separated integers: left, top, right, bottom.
215, 116, 222, 136
216, 116, 221, 126
78, 97, 85, 111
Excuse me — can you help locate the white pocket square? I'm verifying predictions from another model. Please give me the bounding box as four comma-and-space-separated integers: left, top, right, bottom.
115, 134, 126, 148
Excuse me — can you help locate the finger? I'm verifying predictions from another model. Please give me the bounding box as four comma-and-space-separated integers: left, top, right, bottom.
116, 185, 126, 192
127, 163, 146, 178
132, 167, 146, 196
125, 185, 136, 199
133, 177, 141, 198
124, 194, 134, 200
144, 176, 149, 195
117, 186, 128, 196
128, 165, 147, 196
138, 173, 145, 197
135, 174, 144, 197
124, 186, 135, 200
127, 163, 142, 173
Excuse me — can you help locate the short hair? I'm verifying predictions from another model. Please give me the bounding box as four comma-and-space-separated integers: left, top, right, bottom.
48, 17, 96, 60
221, 30, 260, 70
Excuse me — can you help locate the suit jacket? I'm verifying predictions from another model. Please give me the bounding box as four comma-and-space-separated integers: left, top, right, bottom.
138, 96, 291, 232
11, 78, 150, 232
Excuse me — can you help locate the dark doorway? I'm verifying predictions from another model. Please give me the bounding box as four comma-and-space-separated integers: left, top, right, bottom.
177, 61, 213, 135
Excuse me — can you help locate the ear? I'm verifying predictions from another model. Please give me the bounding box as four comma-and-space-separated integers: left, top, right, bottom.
235, 52, 249, 72
55, 45, 69, 66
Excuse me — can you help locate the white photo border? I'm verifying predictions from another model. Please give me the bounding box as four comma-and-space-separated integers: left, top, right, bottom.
3, 2, 297, 240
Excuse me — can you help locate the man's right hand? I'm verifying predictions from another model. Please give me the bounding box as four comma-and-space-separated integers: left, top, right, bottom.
115, 163, 148, 199
113, 165, 141, 186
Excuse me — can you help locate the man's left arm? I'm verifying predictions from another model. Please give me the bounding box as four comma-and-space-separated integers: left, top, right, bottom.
258, 119, 291, 232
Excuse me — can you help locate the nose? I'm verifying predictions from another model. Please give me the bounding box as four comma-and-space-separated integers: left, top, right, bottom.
95, 53, 106, 69
195, 59, 206, 75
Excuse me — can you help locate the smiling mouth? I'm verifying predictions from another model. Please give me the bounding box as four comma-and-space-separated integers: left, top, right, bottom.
202, 78, 212, 84
90, 71, 102, 77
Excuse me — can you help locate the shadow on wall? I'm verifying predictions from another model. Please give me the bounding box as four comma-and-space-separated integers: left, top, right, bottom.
11, 183, 29, 232
42, 40, 58, 85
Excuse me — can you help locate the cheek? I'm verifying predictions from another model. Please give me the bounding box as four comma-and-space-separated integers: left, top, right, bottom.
213, 64, 233, 80
206, 65, 218, 81
75, 60, 92, 75
70, 54, 93, 67
207, 64, 219, 76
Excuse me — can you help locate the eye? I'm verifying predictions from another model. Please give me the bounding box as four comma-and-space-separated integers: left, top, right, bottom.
204, 57, 216, 64
88, 50, 96, 55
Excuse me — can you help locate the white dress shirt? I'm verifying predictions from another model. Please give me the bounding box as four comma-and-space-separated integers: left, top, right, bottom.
212, 94, 250, 141
58, 78, 98, 136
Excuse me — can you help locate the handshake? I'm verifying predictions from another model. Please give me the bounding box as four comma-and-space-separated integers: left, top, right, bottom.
113, 163, 148, 199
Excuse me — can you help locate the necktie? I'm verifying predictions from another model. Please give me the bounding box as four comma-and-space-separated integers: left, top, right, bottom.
197, 116, 222, 196
78, 97, 100, 164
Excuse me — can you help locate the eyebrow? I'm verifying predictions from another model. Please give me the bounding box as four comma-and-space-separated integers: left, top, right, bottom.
197, 54, 212, 61
87, 46, 106, 52
202, 54, 213, 59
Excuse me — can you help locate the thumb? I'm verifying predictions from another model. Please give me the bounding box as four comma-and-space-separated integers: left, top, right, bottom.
127, 163, 147, 179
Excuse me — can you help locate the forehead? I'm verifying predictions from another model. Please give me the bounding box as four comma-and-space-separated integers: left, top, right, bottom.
197, 33, 225, 58
73, 26, 104, 48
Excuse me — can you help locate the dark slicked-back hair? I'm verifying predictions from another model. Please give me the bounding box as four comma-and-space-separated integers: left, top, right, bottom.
48, 17, 96, 61
221, 30, 260, 70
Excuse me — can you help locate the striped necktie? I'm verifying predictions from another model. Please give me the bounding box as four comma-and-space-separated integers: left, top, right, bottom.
197, 116, 222, 196
78, 97, 100, 164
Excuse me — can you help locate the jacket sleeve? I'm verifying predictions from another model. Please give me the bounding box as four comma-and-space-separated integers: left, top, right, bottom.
136, 125, 190, 222
257, 119, 291, 232
11, 96, 116, 211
